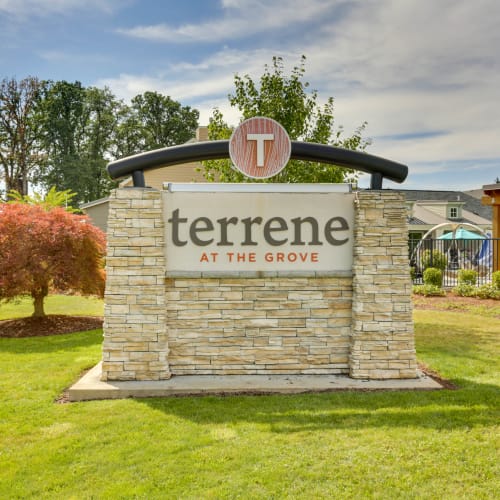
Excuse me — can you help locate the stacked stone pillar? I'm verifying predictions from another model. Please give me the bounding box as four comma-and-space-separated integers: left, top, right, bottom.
101, 188, 170, 381
350, 191, 417, 379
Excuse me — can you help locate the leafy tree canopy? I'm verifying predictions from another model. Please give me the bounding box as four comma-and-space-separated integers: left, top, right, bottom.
203, 56, 370, 183
131, 91, 199, 151
112, 91, 199, 158
38, 82, 121, 204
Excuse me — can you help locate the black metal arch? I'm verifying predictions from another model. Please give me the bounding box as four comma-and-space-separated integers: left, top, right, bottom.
107, 140, 408, 189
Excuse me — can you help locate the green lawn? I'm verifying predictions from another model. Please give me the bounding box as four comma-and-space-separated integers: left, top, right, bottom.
0, 294, 103, 320
0, 297, 498, 498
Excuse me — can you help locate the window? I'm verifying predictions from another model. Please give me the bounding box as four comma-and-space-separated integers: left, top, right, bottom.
450, 207, 458, 218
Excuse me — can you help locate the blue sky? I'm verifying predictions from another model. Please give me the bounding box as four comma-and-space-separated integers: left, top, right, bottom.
1, 0, 499, 191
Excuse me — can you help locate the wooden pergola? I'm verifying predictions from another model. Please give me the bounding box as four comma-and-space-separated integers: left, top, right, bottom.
482, 183, 500, 271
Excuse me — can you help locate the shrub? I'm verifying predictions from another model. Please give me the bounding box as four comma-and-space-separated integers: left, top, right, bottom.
492, 271, 500, 290
457, 269, 478, 286
423, 267, 443, 287
412, 284, 446, 296
453, 283, 476, 297
8, 186, 80, 213
421, 249, 447, 271
453, 283, 500, 299
475, 284, 500, 300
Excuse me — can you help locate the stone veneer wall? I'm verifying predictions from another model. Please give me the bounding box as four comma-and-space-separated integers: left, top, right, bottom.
350, 191, 417, 379
102, 188, 417, 381
166, 276, 352, 375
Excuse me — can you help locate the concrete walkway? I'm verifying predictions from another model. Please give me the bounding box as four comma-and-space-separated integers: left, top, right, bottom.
68, 363, 443, 401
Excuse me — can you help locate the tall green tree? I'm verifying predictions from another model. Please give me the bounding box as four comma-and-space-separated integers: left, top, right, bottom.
39, 81, 87, 200
2, 78, 200, 203
111, 91, 200, 165
203, 56, 370, 183
129, 91, 199, 151
80, 86, 120, 201
0, 76, 45, 198
39, 82, 119, 204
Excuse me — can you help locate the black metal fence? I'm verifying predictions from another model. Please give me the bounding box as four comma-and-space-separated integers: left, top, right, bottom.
409, 238, 499, 287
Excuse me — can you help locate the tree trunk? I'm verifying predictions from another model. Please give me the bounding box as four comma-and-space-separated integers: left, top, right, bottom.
32, 284, 48, 317
32, 295, 45, 317
6, 176, 25, 196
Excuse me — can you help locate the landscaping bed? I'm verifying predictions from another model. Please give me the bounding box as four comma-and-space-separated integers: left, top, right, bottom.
0, 315, 102, 338
412, 291, 500, 317
0, 295, 104, 337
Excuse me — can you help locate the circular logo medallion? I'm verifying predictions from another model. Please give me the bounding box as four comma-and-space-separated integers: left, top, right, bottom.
229, 117, 291, 179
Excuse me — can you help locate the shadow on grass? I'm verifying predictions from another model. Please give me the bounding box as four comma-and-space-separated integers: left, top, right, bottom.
137, 379, 499, 433
0, 329, 102, 354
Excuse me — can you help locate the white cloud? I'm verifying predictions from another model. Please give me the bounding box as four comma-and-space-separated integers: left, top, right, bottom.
96, 72, 233, 105
294, 0, 500, 168
117, 0, 341, 43
95, 74, 169, 102
317, 0, 500, 91
97, 47, 298, 104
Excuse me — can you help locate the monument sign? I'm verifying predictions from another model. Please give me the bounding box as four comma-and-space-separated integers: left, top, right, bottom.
101, 117, 417, 383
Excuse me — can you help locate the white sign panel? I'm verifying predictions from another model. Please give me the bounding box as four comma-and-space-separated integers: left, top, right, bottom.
163, 186, 354, 273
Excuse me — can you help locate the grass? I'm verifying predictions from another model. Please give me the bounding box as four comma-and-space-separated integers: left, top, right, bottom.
0, 296, 498, 498
0, 294, 103, 320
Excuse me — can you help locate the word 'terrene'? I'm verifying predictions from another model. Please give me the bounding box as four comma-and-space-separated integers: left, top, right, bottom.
167, 208, 350, 247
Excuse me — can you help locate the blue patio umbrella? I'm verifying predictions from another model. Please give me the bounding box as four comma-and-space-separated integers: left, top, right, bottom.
438, 228, 485, 240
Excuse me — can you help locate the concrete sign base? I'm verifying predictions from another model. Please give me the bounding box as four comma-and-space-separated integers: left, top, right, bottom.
68, 362, 442, 402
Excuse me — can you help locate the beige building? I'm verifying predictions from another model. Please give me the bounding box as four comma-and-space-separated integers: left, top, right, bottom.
403, 189, 492, 243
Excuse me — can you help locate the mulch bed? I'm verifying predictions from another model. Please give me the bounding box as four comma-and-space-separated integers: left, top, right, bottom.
0, 315, 103, 338
412, 292, 499, 312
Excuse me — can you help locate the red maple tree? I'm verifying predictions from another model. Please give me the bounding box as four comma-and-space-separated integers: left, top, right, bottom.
0, 203, 106, 317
